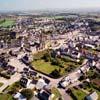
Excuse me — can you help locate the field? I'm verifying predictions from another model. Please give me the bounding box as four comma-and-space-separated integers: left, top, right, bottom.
32, 60, 59, 74
0, 82, 3, 87
71, 88, 87, 100
51, 87, 62, 100
0, 19, 15, 27
83, 82, 100, 99
32, 50, 83, 78
4, 81, 22, 93
0, 94, 14, 100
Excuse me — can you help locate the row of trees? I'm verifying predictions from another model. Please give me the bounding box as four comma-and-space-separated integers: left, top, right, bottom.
0, 19, 5, 24
42, 51, 64, 68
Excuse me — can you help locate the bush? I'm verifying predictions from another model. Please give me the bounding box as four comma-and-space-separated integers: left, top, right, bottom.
69, 90, 77, 100
0, 73, 10, 79
50, 69, 61, 78
51, 58, 59, 65
6, 81, 21, 94
42, 51, 52, 62
21, 89, 33, 100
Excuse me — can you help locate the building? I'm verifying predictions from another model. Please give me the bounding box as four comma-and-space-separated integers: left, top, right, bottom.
86, 92, 98, 100
13, 92, 27, 100
38, 90, 51, 100
36, 78, 47, 90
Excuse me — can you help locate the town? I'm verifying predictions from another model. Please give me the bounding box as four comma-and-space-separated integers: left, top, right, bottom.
0, 12, 100, 100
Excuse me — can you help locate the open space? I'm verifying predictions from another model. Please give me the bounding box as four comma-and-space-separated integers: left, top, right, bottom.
32, 60, 59, 74
51, 87, 62, 100
0, 93, 14, 100
32, 50, 83, 78
70, 88, 87, 100
0, 19, 15, 27
0, 83, 3, 87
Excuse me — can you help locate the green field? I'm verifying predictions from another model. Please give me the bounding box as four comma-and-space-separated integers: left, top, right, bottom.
0, 19, 15, 27
51, 87, 62, 100
71, 88, 87, 100
4, 81, 22, 93
32, 60, 59, 74
32, 50, 83, 77
0, 82, 3, 87
0, 94, 14, 100
83, 82, 100, 99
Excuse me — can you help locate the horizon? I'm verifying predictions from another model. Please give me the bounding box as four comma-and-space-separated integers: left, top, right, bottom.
0, 0, 100, 12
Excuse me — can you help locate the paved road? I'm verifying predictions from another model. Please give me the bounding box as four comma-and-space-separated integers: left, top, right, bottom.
0, 57, 72, 99
0, 57, 28, 93
0, 73, 21, 92
0, 58, 88, 99
37, 73, 71, 100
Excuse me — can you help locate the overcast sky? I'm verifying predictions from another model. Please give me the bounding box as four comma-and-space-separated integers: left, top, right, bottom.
0, 0, 100, 11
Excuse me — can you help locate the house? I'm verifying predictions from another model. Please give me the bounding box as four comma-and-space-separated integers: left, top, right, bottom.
84, 44, 95, 49
95, 60, 100, 71
36, 78, 47, 90
60, 80, 70, 88
13, 92, 27, 100
80, 65, 90, 74
69, 72, 82, 83
7, 65, 15, 75
60, 71, 82, 88
21, 54, 29, 65
86, 92, 98, 100
20, 77, 28, 88
71, 51, 81, 59
38, 90, 51, 100
43, 77, 50, 84
30, 96, 39, 100
29, 71, 37, 77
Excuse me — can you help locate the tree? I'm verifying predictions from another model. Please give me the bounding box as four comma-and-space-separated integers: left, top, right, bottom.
21, 89, 33, 100
42, 51, 52, 62
50, 69, 61, 78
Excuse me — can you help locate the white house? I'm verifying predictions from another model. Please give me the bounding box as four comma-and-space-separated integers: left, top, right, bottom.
86, 92, 98, 100
13, 92, 27, 100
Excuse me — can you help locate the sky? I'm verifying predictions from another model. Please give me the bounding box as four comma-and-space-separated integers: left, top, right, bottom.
0, 0, 100, 11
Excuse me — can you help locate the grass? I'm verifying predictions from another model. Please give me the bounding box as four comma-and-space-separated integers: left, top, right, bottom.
83, 82, 100, 99
32, 50, 83, 77
33, 50, 49, 59
84, 47, 99, 54
0, 82, 3, 87
0, 93, 14, 100
83, 70, 100, 99
4, 81, 22, 93
32, 59, 80, 76
0, 19, 15, 27
71, 88, 87, 100
32, 60, 59, 74
51, 87, 62, 100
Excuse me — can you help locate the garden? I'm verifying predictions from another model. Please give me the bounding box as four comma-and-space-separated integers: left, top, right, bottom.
31, 49, 84, 78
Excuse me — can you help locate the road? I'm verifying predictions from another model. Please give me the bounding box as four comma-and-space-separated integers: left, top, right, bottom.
0, 57, 28, 93
0, 56, 72, 99
37, 72, 72, 100
0, 57, 88, 99
0, 73, 21, 92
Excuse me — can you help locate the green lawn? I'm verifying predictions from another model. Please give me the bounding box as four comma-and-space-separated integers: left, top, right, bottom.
51, 87, 62, 100
0, 82, 3, 87
0, 19, 15, 27
85, 87, 100, 99
4, 81, 22, 93
32, 60, 59, 74
32, 58, 81, 76
83, 82, 100, 99
32, 50, 83, 76
0, 94, 14, 100
71, 88, 87, 100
